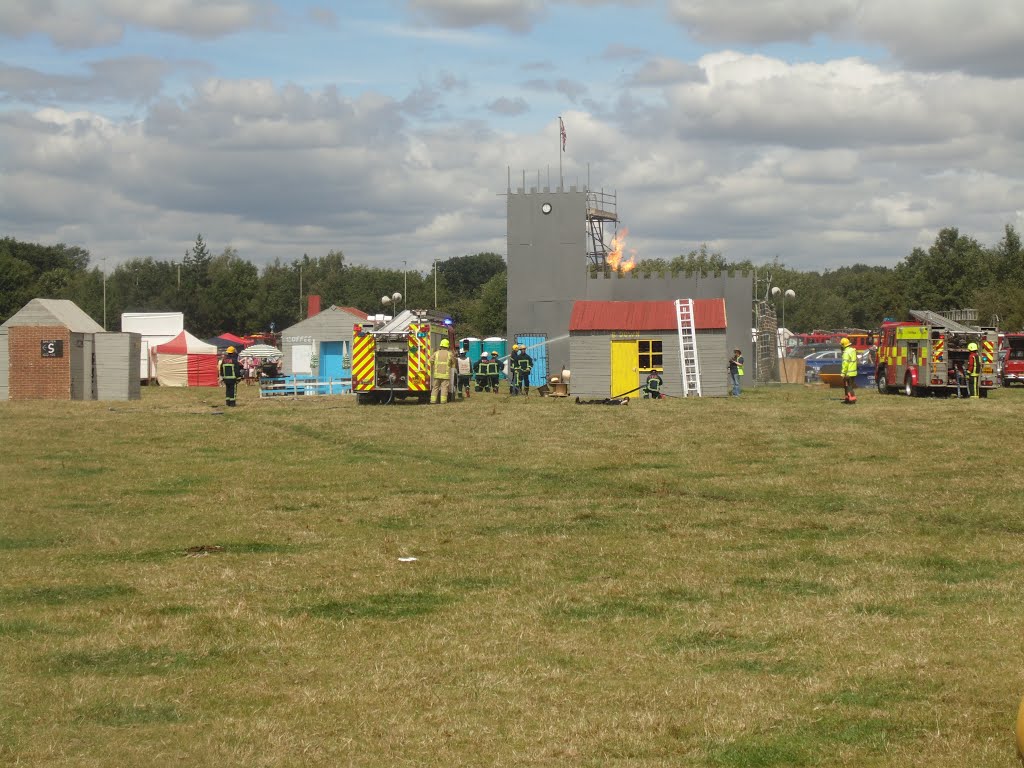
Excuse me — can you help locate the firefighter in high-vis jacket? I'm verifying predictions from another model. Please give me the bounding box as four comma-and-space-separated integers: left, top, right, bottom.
642, 370, 664, 399
430, 338, 454, 404
966, 341, 980, 399
840, 337, 858, 404
474, 352, 491, 393
219, 346, 242, 407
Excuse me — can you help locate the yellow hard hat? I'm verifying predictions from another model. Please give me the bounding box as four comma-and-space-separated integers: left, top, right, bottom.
440, 338, 450, 348
512, 344, 519, 351
968, 342, 978, 351
491, 351, 498, 356
839, 338, 851, 348
226, 346, 236, 353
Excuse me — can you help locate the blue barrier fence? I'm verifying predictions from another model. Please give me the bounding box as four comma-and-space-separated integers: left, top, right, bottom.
259, 376, 352, 398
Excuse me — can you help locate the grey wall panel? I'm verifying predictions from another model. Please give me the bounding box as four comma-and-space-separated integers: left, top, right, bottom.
69, 333, 94, 401
568, 334, 610, 397
507, 189, 587, 367
94, 333, 141, 401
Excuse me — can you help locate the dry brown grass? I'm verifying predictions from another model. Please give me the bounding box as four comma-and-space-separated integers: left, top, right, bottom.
1, 383, 1023, 766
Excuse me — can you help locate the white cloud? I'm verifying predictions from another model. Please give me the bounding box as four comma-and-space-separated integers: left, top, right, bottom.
405, 0, 546, 33
0, 0, 275, 48
667, 0, 1024, 76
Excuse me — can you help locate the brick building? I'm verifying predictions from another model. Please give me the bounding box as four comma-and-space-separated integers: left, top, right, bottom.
0, 299, 139, 401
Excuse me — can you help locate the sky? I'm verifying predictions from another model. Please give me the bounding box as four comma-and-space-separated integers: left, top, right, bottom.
1, 0, 1023, 274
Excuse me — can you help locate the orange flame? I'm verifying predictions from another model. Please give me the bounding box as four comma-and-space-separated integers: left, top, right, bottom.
607, 227, 637, 272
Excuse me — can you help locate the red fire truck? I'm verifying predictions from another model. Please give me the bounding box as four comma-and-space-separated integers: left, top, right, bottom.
874, 310, 997, 397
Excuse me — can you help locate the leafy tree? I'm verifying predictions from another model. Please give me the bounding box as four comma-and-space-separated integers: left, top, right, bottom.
438, 253, 505, 297
205, 248, 259, 334
474, 272, 506, 335
896, 228, 987, 310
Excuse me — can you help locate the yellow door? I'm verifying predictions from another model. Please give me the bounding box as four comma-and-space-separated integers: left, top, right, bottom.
610, 340, 639, 397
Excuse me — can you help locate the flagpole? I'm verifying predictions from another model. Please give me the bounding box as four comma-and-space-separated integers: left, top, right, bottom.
558, 115, 563, 191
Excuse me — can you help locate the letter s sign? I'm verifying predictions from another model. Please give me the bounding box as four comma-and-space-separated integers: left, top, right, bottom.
40, 340, 64, 358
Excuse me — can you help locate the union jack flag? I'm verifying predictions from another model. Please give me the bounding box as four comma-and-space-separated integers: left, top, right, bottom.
559, 116, 566, 152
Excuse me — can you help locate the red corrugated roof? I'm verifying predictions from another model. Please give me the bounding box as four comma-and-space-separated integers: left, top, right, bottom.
569, 299, 727, 332
335, 306, 369, 320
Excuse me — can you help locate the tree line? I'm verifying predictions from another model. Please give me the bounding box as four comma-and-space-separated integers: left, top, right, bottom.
0, 235, 508, 339
634, 225, 1024, 331
2, 225, 1022, 337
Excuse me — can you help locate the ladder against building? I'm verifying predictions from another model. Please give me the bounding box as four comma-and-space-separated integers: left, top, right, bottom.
674, 298, 702, 397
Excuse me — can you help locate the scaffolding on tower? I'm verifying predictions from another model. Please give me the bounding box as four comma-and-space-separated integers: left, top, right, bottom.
586, 188, 618, 268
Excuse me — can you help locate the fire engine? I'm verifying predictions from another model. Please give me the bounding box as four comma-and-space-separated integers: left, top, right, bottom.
874, 309, 998, 397
351, 309, 455, 404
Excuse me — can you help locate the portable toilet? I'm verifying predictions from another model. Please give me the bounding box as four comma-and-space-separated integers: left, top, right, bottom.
483, 337, 507, 379
460, 337, 483, 361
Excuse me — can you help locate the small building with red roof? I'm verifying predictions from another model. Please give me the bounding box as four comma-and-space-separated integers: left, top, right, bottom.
568, 298, 729, 397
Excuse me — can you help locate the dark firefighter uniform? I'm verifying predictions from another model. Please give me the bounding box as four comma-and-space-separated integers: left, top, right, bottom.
219, 348, 242, 407
642, 370, 663, 399
967, 342, 980, 399
510, 346, 534, 395
475, 354, 491, 392
488, 351, 501, 393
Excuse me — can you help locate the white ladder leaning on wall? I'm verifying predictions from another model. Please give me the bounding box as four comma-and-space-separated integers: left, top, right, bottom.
674, 298, 702, 397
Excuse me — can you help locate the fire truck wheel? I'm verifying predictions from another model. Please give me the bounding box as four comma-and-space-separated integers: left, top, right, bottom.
876, 373, 889, 394
903, 376, 914, 397
979, 388, 988, 399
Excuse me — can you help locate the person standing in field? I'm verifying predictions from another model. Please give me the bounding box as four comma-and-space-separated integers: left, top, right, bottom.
430, 338, 454, 404
728, 348, 744, 397
488, 351, 501, 393
455, 347, 472, 399
966, 342, 980, 398
840, 337, 858, 404
219, 346, 242, 407
475, 352, 491, 393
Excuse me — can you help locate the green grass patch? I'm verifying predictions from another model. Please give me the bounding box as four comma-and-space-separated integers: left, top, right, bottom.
0, 583, 135, 606
76, 701, 187, 726
911, 554, 1010, 583
546, 596, 666, 621
709, 733, 816, 767
733, 576, 838, 597
47, 646, 223, 676
304, 591, 448, 620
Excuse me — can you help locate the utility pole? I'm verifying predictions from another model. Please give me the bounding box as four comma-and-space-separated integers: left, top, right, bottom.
298, 262, 303, 319
433, 259, 439, 308
102, 255, 107, 330
403, 260, 407, 308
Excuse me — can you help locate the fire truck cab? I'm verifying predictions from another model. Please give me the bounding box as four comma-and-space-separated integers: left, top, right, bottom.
875, 310, 997, 397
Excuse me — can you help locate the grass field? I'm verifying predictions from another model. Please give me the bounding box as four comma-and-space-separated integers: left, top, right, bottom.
2, 382, 1023, 767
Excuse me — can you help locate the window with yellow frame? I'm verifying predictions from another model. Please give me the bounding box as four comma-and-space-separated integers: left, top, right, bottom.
638, 339, 663, 371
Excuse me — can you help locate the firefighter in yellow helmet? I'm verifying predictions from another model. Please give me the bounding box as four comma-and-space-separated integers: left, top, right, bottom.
430, 338, 454, 404
966, 342, 980, 398
219, 346, 242, 407
840, 337, 858, 404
